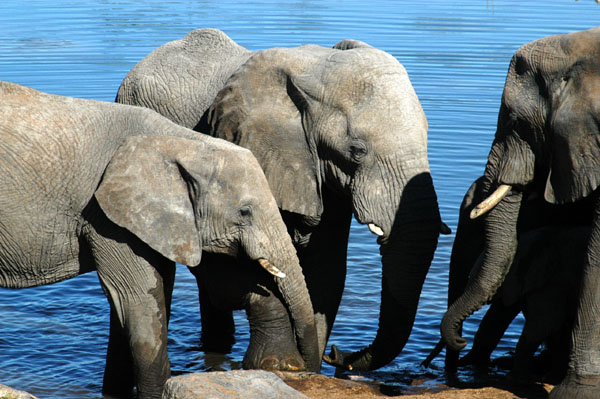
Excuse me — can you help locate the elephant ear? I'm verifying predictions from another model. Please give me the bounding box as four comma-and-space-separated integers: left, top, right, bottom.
544, 49, 600, 204
95, 135, 202, 266
519, 29, 600, 204
207, 47, 324, 218
544, 125, 600, 204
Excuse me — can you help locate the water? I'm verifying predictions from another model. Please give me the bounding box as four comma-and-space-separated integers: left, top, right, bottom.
1, 1, 598, 397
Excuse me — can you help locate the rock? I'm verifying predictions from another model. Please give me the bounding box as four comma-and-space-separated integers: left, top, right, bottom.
0, 384, 38, 399
162, 370, 308, 399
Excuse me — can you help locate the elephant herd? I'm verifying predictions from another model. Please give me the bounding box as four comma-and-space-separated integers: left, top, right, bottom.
1, 26, 599, 399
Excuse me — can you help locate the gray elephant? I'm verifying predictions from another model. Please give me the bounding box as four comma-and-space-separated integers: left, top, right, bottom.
116, 28, 443, 371
0, 81, 319, 399
440, 27, 600, 399
458, 224, 587, 383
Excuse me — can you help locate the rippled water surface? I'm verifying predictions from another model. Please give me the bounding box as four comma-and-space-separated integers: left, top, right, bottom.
1, 1, 599, 397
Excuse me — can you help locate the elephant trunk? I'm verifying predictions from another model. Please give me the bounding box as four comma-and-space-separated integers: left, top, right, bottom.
274, 254, 321, 372
445, 178, 486, 368
246, 213, 321, 372
326, 172, 441, 370
441, 190, 522, 352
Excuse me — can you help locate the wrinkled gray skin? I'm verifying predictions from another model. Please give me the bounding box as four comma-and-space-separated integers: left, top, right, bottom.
117, 28, 442, 371
0, 81, 318, 399
459, 225, 588, 383
440, 27, 600, 399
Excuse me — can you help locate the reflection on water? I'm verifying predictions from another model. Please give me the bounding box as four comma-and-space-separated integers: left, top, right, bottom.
0, 1, 598, 397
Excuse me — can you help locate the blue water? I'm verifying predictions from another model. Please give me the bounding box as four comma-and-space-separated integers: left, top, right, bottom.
1, 1, 598, 397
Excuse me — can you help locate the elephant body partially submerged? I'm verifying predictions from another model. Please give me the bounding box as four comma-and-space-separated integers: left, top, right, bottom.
440, 27, 600, 399
117, 28, 442, 371
0, 81, 318, 398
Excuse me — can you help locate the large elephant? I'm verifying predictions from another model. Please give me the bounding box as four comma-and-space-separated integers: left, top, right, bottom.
0, 81, 319, 399
116, 28, 443, 371
440, 27, 600, 398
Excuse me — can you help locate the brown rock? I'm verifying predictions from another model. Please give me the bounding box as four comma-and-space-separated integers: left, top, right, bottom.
275, 372, 554, 399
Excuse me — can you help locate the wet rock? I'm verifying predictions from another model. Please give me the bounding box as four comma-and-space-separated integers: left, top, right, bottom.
0, 384, 38, 399
162, 370, 307, 399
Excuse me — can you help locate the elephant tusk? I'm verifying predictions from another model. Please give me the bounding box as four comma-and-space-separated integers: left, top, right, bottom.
258, 258, 286, 278
368, 223, 384, 237
470, 184, 512, 219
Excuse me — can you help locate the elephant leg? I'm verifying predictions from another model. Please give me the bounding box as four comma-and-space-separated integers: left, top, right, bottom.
198, 282, 235, 353
297, 193, 352, 356
102, 255, 174, 398
511, 317, 545, 379
459, 299, 521, 367
243, 286, 305, 371
189, 254, 236, 353
102, 250, 175, 398
84, 219, 174, 399
544, 323, 571, 384
103, 308, 135, 397
551, 195, 600, 399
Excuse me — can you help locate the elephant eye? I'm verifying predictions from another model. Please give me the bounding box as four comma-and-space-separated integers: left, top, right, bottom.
350, 142, 368, 161
239, 205, 253, 218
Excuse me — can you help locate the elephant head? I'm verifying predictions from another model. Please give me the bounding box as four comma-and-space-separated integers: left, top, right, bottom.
94, 134, 320, 371
207, 41, 442, 369
441, 26, 600, 378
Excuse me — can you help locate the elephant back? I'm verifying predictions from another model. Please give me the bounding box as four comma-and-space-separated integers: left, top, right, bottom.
116, 28, 252, 130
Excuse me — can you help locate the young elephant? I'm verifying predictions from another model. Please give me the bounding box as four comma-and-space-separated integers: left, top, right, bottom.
0, 81, 318, 399
440, 27, 600, 399
117, 28, 443, 372
459, 225, 587, 383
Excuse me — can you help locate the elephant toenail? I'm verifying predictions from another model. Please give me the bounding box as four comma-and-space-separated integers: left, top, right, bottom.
260, 357, 280, 370
283, 358, 303, 371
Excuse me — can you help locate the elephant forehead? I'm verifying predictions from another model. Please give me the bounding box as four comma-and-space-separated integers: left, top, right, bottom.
551, 72, 600, 145
563, 26, 600, 58
347, 78, 427, 133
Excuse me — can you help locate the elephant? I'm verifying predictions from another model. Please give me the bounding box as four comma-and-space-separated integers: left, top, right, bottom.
0, 81, 319, 399
116, 28, 444, 371
459, 224, 588, 383
440, 27, 600, 399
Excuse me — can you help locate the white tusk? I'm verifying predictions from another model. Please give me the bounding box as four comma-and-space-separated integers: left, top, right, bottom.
258, 258, 286, 278
368, 223, 384, 237
470, 184, 512, 219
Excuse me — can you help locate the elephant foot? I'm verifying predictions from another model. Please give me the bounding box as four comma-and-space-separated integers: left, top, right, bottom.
243, 352, 305, 371
549, 372, 600, 399
258, 356, 304, 371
